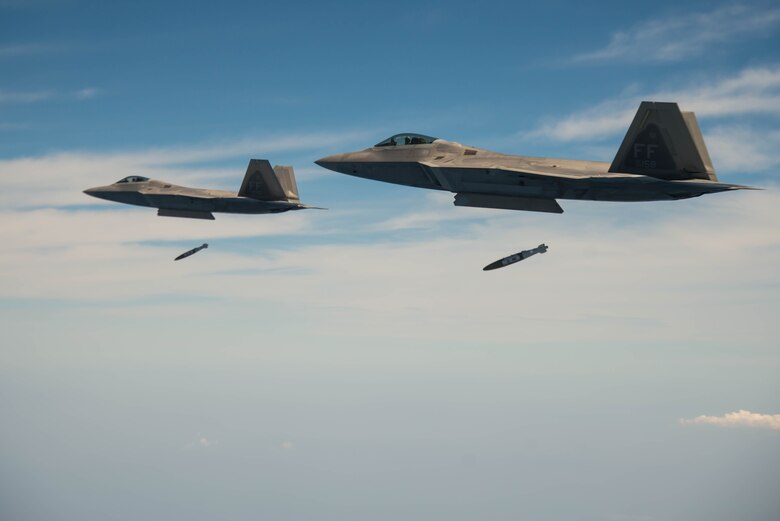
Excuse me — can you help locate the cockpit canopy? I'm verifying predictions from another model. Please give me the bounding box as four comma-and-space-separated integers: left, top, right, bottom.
116, 176, 150, 184
374, 133, 438, 147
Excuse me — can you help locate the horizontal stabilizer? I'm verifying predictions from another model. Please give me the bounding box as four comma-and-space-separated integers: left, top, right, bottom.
454, 193, 563, 213
158, 208, 215, 220
239, 160, 300, 202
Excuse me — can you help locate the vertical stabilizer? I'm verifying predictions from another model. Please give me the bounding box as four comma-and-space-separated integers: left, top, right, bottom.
238, 160, 300, 201
609, 101, 717, 181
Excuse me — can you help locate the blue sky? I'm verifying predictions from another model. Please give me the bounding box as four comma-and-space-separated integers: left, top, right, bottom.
1, 1, 779, 520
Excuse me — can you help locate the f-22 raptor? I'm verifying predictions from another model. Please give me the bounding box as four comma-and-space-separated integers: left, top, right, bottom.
84, 160, 318, 220
316, 102, 755, 213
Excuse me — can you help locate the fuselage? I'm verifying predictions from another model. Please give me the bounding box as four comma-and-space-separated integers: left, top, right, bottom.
315, 135, 743, 203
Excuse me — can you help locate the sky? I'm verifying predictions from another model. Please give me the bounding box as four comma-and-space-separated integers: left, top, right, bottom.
1, 1, 779, 520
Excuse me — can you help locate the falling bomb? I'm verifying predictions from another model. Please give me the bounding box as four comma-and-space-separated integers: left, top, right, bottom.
483, 244, 548, 271
174, 243, 208, 261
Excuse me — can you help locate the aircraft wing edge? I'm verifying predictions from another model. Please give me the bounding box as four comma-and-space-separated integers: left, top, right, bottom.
454, 193, 563, 213
157, 208, 215, 220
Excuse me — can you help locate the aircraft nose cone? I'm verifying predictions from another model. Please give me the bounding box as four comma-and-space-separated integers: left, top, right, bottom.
314, 153, 344, 168
315, 153, 356, 175
83, 186, 113, 201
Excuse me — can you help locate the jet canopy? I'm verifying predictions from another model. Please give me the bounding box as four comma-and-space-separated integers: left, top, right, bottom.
375, 133, 438, 147
116, 176, 150, 184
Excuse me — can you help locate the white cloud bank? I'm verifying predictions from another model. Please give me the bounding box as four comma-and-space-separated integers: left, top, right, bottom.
531, 66, 780, 143
574, 4, 780, 63
680, 410, 780, 430
1, 130, 777, 346
1, 179, 777, 345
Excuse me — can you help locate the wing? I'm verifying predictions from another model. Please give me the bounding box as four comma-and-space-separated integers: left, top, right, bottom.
421, 159, 635, 213
453, 193, 563, 213
157, 209, 215, 220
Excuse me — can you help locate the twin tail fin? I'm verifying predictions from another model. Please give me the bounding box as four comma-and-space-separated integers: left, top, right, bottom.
609, 101, 717, 182
238, 159, 300, 202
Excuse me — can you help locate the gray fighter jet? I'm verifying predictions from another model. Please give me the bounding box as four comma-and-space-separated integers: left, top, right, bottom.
316, 102, 754, 213
84, 160, 318, 220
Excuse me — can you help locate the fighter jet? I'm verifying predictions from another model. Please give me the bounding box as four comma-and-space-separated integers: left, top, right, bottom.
84, 160, 318, 220
315, 102, 754, 214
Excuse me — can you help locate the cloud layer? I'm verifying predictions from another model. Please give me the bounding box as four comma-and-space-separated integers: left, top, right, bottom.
681, 410, 780, 430
530, 66, 780, 144
1, 134, 777, 346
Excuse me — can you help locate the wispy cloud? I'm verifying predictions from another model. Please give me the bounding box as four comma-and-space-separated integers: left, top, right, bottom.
0, 43, 57, 58
0, 130, 370, 209
0, 122, 29, 131
680, 410, 780, 430
706, 126, 780, 172
74, 87, 98, 100
528, 65, 780, 167
574, 4, 780, 63
0, 89, 53, 104
373, 192, 499, 231
182, 435, 218, 450
0, 87, 101, 104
